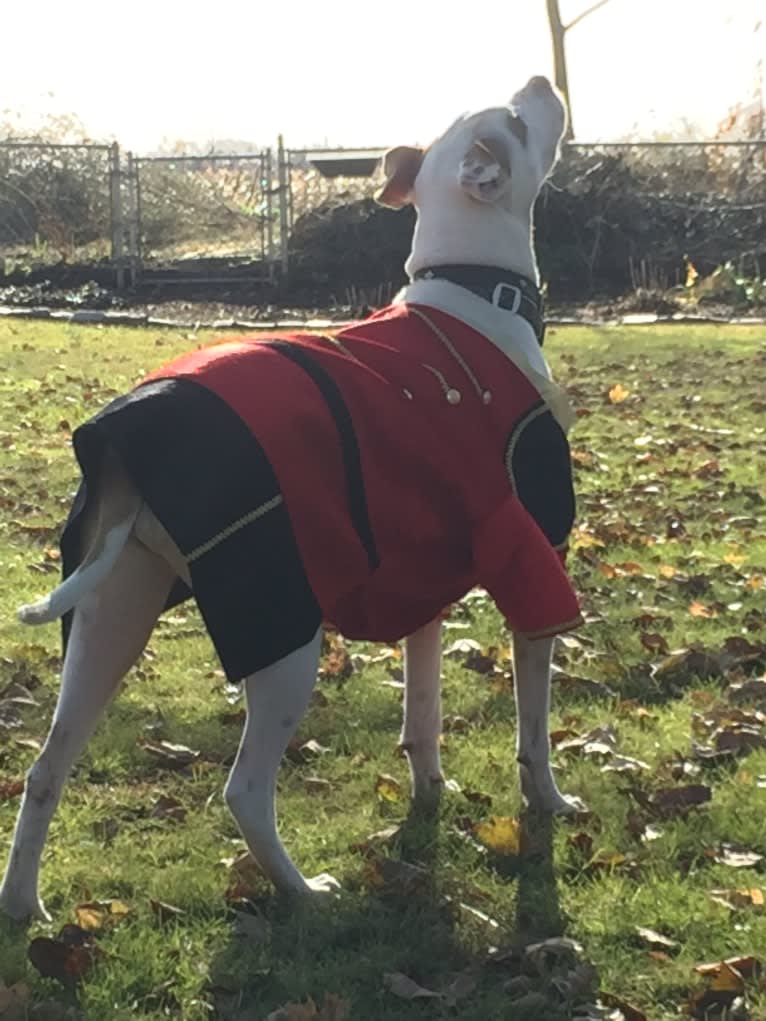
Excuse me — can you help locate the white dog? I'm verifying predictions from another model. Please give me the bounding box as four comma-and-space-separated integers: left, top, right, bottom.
0, 76, 585, 923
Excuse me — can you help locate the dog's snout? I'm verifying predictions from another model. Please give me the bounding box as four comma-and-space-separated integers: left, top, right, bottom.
527, 75, 552, 93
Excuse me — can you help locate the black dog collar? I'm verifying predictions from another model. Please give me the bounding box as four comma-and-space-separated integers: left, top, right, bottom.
413, 264, 545, 345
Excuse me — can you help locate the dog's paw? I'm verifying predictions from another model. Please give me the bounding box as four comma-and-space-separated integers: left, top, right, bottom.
0, 888, 51, 924
519, 763, 588, 817
548, 792, 589, 816
305, 872, 341, 895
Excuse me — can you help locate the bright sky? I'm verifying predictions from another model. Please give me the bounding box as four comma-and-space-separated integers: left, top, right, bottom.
3, 0, 764, 152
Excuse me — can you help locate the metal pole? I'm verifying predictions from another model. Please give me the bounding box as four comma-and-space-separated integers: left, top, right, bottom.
277, 134, 289, 287
126, 152, 140, 287
109, 141, 125, 289
264, 148, 274, 283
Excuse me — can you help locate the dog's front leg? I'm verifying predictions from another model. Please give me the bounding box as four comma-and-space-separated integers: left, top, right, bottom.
224, 628, 338, 895
401, 617, 445, 807
512, 632, 586, 815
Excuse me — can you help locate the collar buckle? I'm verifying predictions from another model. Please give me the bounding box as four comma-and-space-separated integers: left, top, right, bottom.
491, 281, 523, 313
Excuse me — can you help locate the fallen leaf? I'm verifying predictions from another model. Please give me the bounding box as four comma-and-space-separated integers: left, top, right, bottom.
222, 849, 265, 901
650, 784, 712, 818
713, 846, 764, 869
709, 888, 765, 911
600, 992, 648, 1021
349, 825, 401, 857
265, 993, 350, 1020
693, 955, 760, 980
28, 932, 102, 987
689, 601, 717, 619
601, 755, 650, 774
362, 855, 429, 895
0, 780, 24, 802
374, 773, 403, 802
471, 815, 521, 856
635, 926, 680, 953
74, 899, 131, 931
608, 383, 630, 403
286, 738, 330, 763
640, 631, 670, 655
149, 899, 186, 923
383, 972, 442, 1000
139, 740, 200, 769
150, 795, 187, 822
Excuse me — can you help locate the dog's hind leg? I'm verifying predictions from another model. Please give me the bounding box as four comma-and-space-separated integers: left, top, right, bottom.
224, 628, 338, 895
0, 536, 174, 922
401, 617, 445, 807
513, 632, 587, 815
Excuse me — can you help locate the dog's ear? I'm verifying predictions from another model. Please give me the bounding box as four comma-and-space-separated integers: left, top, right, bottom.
375, 145, 424, 208
458, 136, 511, 203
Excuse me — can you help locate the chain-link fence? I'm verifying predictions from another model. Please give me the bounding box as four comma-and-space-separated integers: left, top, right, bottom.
0, 142, 114, 271
0, 137, 764, 298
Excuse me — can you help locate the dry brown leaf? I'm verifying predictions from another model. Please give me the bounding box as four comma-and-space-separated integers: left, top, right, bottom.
139, 739, 200, 769
693, 955, 759, 980
650, 784, 712, 818
149, 898, 186, 923
222, 849, 264, 901
709, 887, 765, 911
635, 926, 680, 953
0, 780, 24, 802
28, 930, 102, 988
600, 991, 648, 1020
150, 795, 187, 822
713, 846, 764, 869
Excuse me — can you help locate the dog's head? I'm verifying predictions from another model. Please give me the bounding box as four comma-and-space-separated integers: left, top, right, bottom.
377, 76, 566, 217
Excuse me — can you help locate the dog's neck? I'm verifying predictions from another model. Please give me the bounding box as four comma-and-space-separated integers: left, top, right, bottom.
404, 201, 538, 284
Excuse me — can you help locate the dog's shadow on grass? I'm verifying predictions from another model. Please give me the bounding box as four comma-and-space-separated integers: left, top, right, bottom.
207, 803, 566, 1017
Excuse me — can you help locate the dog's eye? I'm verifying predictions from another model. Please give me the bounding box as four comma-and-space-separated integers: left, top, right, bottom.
507, 112, 528, 146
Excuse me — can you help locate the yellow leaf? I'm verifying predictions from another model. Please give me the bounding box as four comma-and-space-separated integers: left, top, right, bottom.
685, 258, 699, 287
571, 528, 604, 550
689, 601, 716, 618
746, 575, 763, 591
472, 815, 521, 856
658, 565, 677, 579
74, 899, 131, 931
608, 383, 630, 403
724, 552, 747, 567
374, 773, 403, 802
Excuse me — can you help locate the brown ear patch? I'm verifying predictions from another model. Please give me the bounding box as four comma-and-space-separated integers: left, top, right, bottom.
375, 145, 425, 208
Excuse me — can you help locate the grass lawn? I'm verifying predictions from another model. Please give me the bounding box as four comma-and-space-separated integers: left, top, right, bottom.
0, 318, 765, 1021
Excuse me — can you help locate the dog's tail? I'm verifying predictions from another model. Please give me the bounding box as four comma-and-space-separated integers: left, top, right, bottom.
18, 514, 137, 625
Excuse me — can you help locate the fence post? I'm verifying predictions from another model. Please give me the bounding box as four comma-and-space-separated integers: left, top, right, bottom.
277, 134, 289, 288
109, 142, 125, 289
125, 152, 141, 287
264, 148, 274, 283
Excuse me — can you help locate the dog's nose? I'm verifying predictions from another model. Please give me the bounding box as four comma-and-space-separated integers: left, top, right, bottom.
527, 75, 552, 93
